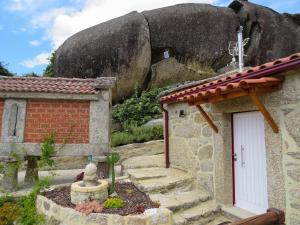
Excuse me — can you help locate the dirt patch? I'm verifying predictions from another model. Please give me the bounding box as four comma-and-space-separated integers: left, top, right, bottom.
42, 182, 159, 216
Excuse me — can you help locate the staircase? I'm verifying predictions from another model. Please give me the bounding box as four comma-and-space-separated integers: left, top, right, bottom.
122, 154, 232, 225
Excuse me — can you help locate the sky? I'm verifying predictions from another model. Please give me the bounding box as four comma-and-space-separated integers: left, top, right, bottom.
0, 0, 299, 76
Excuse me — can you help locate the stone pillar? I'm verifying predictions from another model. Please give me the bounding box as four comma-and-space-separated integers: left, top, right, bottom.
24, 156, 39, 184
1, 160, 19, 192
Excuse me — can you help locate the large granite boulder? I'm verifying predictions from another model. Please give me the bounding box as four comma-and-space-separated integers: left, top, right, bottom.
53, 1, 300, 102
229, 0, 300, 66
53, 12, 151, 102
142, 4, 239, 69
148, 58, 215, 88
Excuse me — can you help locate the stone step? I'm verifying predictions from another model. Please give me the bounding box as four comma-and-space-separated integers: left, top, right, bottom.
174, 201, 221, 224
206, 215, 232, 225
150, 190, 210, 212
127, 167, 193, 193
122, 154, 165, 170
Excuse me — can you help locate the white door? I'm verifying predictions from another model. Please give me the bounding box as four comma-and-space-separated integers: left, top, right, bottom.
233, 111, 268, 214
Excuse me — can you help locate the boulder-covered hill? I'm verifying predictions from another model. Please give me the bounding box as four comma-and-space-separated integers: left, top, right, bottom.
53, 0, 300, 102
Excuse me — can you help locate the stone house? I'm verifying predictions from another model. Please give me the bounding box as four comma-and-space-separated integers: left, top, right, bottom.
159, 53, 300, 225
0, 76, 115, 190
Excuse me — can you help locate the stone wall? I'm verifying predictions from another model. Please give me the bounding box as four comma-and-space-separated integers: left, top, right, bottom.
0, 99, 3, 137
112, 140, 164, 162
166, 71, 300, 224
168, 102, 215, 196
37, 195, 174, 225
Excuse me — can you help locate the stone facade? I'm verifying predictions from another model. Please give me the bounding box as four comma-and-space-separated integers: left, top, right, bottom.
166, 71, 300, 224
37, 195, 174, 225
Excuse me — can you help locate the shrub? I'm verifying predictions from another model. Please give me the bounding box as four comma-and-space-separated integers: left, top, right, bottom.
18, 177, 52, 225
111, 125, 163, 147
0, 202, 21, 225
104, 198, 124, 209
112, 87, 168, 127
39, 134, 56, 167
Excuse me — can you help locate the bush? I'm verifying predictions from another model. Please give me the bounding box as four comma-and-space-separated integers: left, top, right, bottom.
112, 87, 168, 127
111, 125, 163, 147
18, 177, 51, 225
103, 198, 124, 209
0, 202, 21, 225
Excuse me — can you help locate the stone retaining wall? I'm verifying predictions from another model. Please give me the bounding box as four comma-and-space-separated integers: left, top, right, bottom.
37, 195, 174, 225
112, 140, 164, 162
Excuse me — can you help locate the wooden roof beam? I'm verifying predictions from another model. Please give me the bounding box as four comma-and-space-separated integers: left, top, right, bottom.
249, 91, 279, 133
195, 104, 218, 133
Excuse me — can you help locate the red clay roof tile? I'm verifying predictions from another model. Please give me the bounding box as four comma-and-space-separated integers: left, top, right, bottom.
0, 76, 116, 95
160, 52, 300, 103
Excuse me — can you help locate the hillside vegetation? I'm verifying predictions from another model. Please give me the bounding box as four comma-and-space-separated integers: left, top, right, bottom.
111, 86, 169, 147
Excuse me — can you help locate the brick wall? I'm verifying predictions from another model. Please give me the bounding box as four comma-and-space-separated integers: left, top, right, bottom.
0, 99, 4, 136
24, 100, 90, 144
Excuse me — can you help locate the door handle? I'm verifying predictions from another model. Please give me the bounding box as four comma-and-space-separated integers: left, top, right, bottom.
241, 145, 245, 167
234, 153, 237, 161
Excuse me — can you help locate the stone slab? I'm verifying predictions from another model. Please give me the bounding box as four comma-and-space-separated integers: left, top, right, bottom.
150, 190, 210, 211
132, 168, 193, 193
122, 154, 164, 170
179, 201, 220, 221
127, 167, 170, 180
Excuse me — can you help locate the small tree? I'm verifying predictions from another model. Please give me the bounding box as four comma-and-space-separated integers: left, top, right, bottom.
106, 153, 120, 194
0, 61, 14, 76
43, 52, 56, 77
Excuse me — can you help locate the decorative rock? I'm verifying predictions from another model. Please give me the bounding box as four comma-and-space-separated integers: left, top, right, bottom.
83, 162, 99, 186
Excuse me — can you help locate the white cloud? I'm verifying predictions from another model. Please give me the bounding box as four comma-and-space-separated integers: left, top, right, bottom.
29, 40, 41, 46
31, 0, 215, 49
21, 52, 50, 68
7, 0, 44, 12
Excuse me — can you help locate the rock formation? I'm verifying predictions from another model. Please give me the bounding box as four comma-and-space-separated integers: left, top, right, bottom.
53, 0, 300, 102
54, 12, 151, 102
229, 0, 300, 66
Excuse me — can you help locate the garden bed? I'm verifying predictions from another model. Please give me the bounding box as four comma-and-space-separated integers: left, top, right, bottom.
42, 182, 159, 216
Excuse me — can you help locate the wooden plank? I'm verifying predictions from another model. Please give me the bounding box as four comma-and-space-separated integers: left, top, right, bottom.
195, 104, 218, 133
249, 92, 279, 133
226, 208, 285, 225
189, 85, 280, 106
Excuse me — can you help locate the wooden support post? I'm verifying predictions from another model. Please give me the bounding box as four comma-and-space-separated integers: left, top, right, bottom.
196, 104, 218, 133
249, 92, 279, 133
